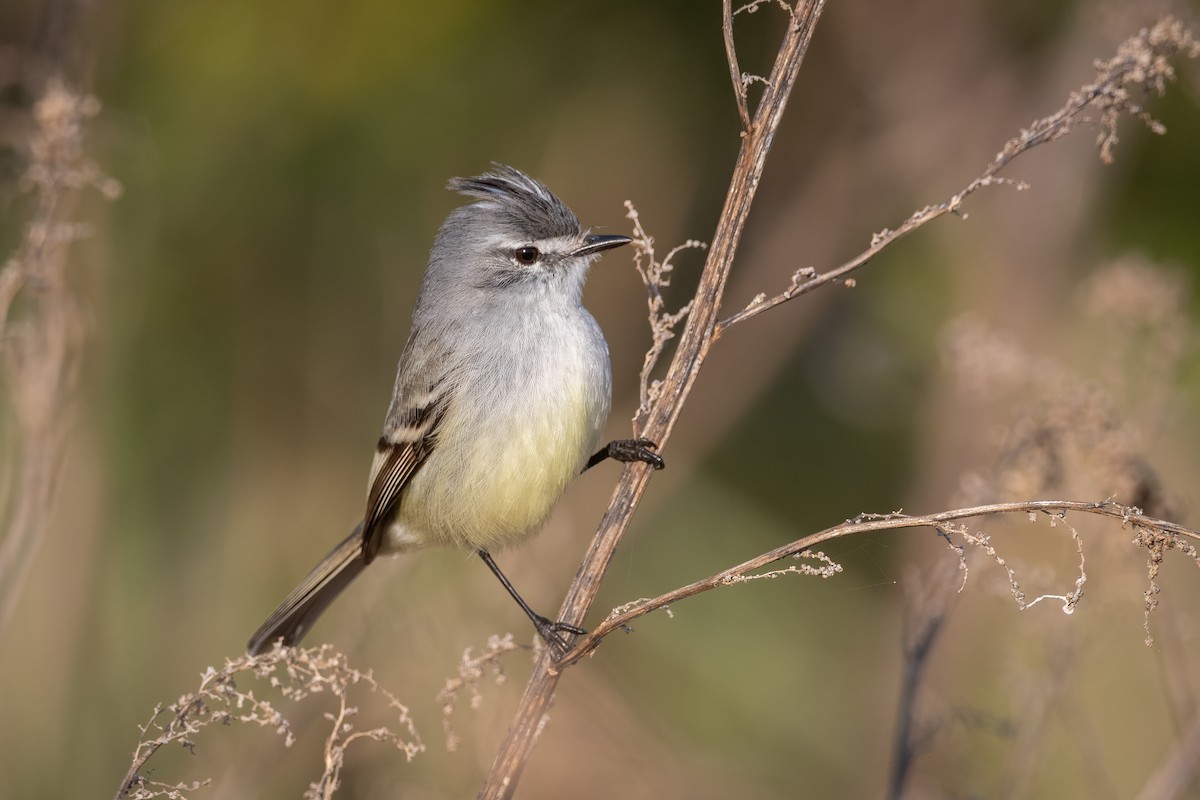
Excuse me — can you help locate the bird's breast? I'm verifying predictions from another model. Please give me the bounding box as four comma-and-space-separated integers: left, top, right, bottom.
392, 306, 611, 552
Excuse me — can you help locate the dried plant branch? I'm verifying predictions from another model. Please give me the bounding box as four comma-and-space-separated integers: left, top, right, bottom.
1133, 525, 1200, 646
736, 0, 795, 16
477, 3, 828, 797
718, 16, 1200, 332
436, 633, 521, 752
554, 500, 1198, 667
722, 0, 751, 131
625, 201, 706, 428
720, 0, 794, 131
0, 76, 121, 635
114, 644, 422, 800
940, 512, 1087, 615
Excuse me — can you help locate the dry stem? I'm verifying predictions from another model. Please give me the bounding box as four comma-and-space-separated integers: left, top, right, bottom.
436, 634, 521, 753
625, 201, 705, 428
477, 2, 827, 796
718, 17, 1200, 332
555, 500, 1198, 667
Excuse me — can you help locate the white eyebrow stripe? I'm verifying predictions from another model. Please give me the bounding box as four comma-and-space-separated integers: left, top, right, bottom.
485, 234, 579, 252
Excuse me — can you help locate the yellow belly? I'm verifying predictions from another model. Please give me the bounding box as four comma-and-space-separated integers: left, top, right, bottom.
391, 375, 602, 552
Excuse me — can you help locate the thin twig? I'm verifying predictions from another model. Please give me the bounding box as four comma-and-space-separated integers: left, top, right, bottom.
722, 0, 751, 132
626, 201, 705, 428
554, 500, 1199, 667
717, 17, 1200, 333
436, 634, 521, 752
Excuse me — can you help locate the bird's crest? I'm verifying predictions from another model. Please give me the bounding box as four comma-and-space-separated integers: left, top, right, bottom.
448, 164, 580, 240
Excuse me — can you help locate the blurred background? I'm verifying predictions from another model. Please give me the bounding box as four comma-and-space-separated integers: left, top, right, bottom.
3, 0, 1200, 798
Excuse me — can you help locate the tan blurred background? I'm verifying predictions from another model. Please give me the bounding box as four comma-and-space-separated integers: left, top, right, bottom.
3, 1, 1200, 798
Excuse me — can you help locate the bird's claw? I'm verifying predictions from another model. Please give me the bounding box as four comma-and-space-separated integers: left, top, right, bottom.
533, 614, 587, 655
608, 438, 665, 470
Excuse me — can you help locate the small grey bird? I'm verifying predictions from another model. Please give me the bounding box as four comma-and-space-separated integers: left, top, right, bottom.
248, 165, 663, 655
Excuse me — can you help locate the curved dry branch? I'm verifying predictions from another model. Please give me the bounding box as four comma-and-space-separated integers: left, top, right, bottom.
556, 500, 1200, 667
718, 16, 1200, 333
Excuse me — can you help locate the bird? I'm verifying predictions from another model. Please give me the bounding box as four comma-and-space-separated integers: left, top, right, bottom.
247, 164, 663, 656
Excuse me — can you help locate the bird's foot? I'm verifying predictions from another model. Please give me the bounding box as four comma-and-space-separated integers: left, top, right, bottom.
532, 614, 587, 655
604, 438, 665, 470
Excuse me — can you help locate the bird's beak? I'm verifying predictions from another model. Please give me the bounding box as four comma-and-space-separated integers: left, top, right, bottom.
573, 234, 632, 257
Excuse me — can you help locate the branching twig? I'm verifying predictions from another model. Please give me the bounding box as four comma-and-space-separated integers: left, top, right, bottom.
626, 201, 706, 428
554, 500, 1198, 667
1134, 525, 1200, 646
722, 0, 751, 132
718, 16, 1200, 332
943, 512, 1088, 615
114, 644, 422, 800
436, 634, 521, 753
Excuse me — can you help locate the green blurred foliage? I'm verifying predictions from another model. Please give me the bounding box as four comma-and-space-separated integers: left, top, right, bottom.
2, 1, 1200, 798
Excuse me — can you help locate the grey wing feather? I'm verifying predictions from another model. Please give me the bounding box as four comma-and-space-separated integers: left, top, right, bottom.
362, 348, 452, 563
361, 438, 429, 563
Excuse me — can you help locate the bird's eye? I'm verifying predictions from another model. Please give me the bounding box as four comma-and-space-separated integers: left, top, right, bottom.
514, 246, 540, 265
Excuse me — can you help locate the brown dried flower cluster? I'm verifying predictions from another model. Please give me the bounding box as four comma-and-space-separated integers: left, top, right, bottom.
116, 644, 422, 800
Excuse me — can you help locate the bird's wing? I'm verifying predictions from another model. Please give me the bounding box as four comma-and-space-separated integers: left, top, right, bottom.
361, 377, 450, 564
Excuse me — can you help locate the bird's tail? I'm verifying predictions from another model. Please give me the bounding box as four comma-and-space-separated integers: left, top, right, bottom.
247, 523, 366, 655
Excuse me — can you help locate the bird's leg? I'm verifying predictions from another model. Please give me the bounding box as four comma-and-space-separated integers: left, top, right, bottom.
478, 550, 586, 653
585, 438, 665, 472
